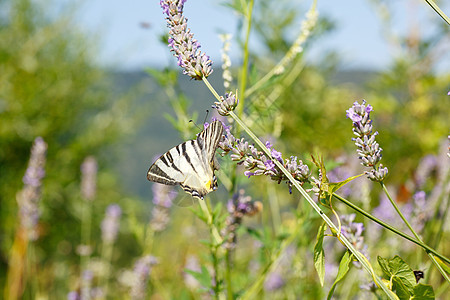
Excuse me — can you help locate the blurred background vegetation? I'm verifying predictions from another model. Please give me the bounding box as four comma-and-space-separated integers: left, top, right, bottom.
0, 0, 448, 299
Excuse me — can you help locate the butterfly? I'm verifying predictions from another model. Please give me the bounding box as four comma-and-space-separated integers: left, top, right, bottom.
147, 121, 224, 200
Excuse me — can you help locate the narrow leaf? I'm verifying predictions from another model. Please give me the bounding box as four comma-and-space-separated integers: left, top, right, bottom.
329, 173, 364, 194
314, 223, 327, 287
327, 251, 353, 300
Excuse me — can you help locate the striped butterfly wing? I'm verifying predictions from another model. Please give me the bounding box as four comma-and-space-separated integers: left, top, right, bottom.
147, 121, 224, 199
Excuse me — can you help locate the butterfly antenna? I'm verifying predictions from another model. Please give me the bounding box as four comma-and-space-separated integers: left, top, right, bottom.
189, 119, 202, 130
203, 110, 210, 124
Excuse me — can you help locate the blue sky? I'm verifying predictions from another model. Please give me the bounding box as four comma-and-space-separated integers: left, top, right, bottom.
75, 0, 449, 71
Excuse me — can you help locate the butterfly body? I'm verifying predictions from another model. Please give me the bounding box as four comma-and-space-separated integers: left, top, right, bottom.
147, 121, 223, 200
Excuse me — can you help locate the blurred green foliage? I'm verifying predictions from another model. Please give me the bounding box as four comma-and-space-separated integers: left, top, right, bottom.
0, 0, 448, 299
0, 0, 141, 294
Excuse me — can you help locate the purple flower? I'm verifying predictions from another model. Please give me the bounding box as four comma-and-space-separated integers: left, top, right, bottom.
101, 204, 122, 244
160, 0, 213, 80
212, 92, 238, 116
150, 183, 177, 232
218, 125, 310, 192
347, 100, 388, 182
81, 156, 97, 201
264, 160, 276, 172
222, 190, 262, 249
264, 271, 285, 291
17, 137, 47, 241
341, 214, 367, 257
130, 255, 158, 300
67, 291, 80, 300
152, 183, 177, 208
414, 154, 437, 188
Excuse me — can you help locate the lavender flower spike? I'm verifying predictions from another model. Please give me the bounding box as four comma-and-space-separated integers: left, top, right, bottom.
101, 204, 122, 244
346, 100, 388, 182
212, 91, 238, 116
160, 0, 213, 80
81, 156, 97, 201
18, 137, 47, 241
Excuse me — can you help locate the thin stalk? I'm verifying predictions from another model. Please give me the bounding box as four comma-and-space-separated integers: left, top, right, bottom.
423, 0, 450, 25
80, 198, 92, 273
381, 182, 450, 283
241, 219, 302, 300
332, 193, 450, 265
100, 241, 115, 299
237, 0, 254, 118
225, 251, 233, 300
198, 198, 223, 245
202, 77, 395, 299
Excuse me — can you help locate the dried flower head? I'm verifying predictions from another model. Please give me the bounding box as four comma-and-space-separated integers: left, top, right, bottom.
17, 137, 47, 241
160, 0, 213, 80
346, 100, 388, 182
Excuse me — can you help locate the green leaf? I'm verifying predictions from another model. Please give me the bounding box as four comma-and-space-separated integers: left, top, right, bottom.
411, 283, 435, 300
314, 222, 327, 287
377, 256, 416, 294
392, 277, 411, 300
189, 206, 207, 223
212, 202, 223, 219
329, 173, 364, 194
185, 266, 213, 289
327, 251, 353, 300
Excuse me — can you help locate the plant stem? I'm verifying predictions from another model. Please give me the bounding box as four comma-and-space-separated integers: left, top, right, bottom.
198, 198, 223, 245
225, 250, 233, 300
423, 0, 450, 25
332, 193, 450, 264
237, 0, 254, 118
381, 182, 450, 283
202, 77, 395, 299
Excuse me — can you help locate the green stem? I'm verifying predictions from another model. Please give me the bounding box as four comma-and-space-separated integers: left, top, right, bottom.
80, 199, 92, 275
225, 250, 233, 300
100, 241, 114, 299
202, 77, 395, 299
423, 0, 450, 25
332, 193, 450, 265
198, 198, 223, 245
381, 182, 450, 283
238, 0, 254, 118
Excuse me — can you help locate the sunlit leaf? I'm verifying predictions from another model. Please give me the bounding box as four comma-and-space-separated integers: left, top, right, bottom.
314, 222, 327, 286
327, 251, 353, 300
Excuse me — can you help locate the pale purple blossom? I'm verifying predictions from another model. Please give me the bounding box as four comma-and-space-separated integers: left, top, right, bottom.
346, 100, 388, 182
160, 0, 212, 80
18, 137, 47, 241
150, 183, 177, 232
264, 271, 285, 291
222, 189, 262, 249
218, 126, 310, 193
81, 156, 97, 201
212, 92, 238, 116
341, 214, 368, 262
101, 204, 122, 244
130, 255, 158, 300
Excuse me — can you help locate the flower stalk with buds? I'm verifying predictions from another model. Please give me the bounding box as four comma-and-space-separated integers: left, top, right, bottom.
160, 0, 213, 80
346, 100, 388, 182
